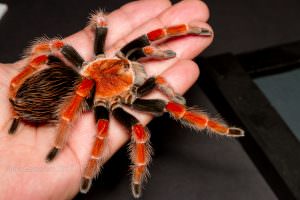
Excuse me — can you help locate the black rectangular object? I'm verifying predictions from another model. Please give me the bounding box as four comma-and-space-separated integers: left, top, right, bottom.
197, 53, 300, 200
237, 41, 300, 78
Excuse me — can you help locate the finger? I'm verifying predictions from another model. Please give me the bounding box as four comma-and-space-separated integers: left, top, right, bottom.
107, 0, 212, 75
69, 59, 200, 167
145, 21, 213, 76
65, 0, 171, 60
110, 0, 210, 51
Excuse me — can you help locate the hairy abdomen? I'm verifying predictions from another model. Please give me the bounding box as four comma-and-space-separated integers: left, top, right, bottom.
10, 65, 81, 124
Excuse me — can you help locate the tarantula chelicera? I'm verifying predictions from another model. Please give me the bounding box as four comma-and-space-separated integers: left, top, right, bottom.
8, 11, 244, 198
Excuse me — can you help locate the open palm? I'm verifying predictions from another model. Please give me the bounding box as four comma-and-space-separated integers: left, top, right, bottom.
0, 0, 212, 199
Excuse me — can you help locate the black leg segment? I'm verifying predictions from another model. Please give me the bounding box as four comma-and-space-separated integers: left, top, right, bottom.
94, 105, 109, 121
136, 77, 156, 97
94, 27, 108, 55
120, 35, 150, 56
47, 55, 64, 65
131, 99, 166, 114
46, 147, 59, 162
112, 107, 139, 130
61, 45, 84, 68
86, 84, 96, 111
127, 48, 147, 61
8, 118, 20, 134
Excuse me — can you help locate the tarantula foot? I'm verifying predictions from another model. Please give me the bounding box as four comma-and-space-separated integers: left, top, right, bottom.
189, 26, 213, 36
162, 50, 176, 58
8, 118, 20, 134
46, 147, 59, 162
80, 177, 92, 193
228, 127, 245, 137
132, 183, 142, 199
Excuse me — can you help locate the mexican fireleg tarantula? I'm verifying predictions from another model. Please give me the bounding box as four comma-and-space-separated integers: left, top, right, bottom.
8, 11, 244, 198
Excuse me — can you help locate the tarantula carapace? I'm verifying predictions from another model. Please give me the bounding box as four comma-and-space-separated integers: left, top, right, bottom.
8, 11, 244, 198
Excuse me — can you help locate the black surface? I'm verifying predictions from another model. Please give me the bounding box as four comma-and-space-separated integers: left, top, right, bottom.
2, 0, 300, 199
198, 54, 300, 200
237, 41, 300, 78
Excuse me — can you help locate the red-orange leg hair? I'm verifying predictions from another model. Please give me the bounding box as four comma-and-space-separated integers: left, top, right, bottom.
46, 78, 94, 162
165, 101, 244, 137
112, 107, 152, 198
81, 105, 109, 193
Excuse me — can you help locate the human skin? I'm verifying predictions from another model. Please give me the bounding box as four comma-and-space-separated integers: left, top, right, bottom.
0, 0, 213, 199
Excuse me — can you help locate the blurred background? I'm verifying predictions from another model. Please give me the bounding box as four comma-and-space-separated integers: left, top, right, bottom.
0, 0, 299, 199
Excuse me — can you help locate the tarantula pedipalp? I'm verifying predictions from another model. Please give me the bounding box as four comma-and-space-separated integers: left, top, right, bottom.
8, 11, 244, 198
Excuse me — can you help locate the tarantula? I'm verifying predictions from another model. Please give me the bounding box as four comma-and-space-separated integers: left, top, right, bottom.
8, 11, 244, 198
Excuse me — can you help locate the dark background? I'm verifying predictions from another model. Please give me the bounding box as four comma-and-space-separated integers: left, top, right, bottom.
1, 0, 299, 199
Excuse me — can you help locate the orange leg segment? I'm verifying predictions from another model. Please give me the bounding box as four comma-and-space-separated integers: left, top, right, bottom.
130, 123, 151, 198
147, 24, 212, 42
166, 101, 244, 137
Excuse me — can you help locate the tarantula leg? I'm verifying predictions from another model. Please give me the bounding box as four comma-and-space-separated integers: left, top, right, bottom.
120, 24, 212, 56
10, 39, 84, 98
80, 105, 109, 193
127, 46, 176, 61
89, 10, 108, 56
165, 101, 245, 137
130, 98, 244, 137
29, 39, 84, 68
136, 76, 185, 104
112, 107, 152, 198
9, 55, 48, 98
46, 78, 94, 162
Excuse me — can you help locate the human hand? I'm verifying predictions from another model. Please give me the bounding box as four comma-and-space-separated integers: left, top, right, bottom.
0, 0, 213, 199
